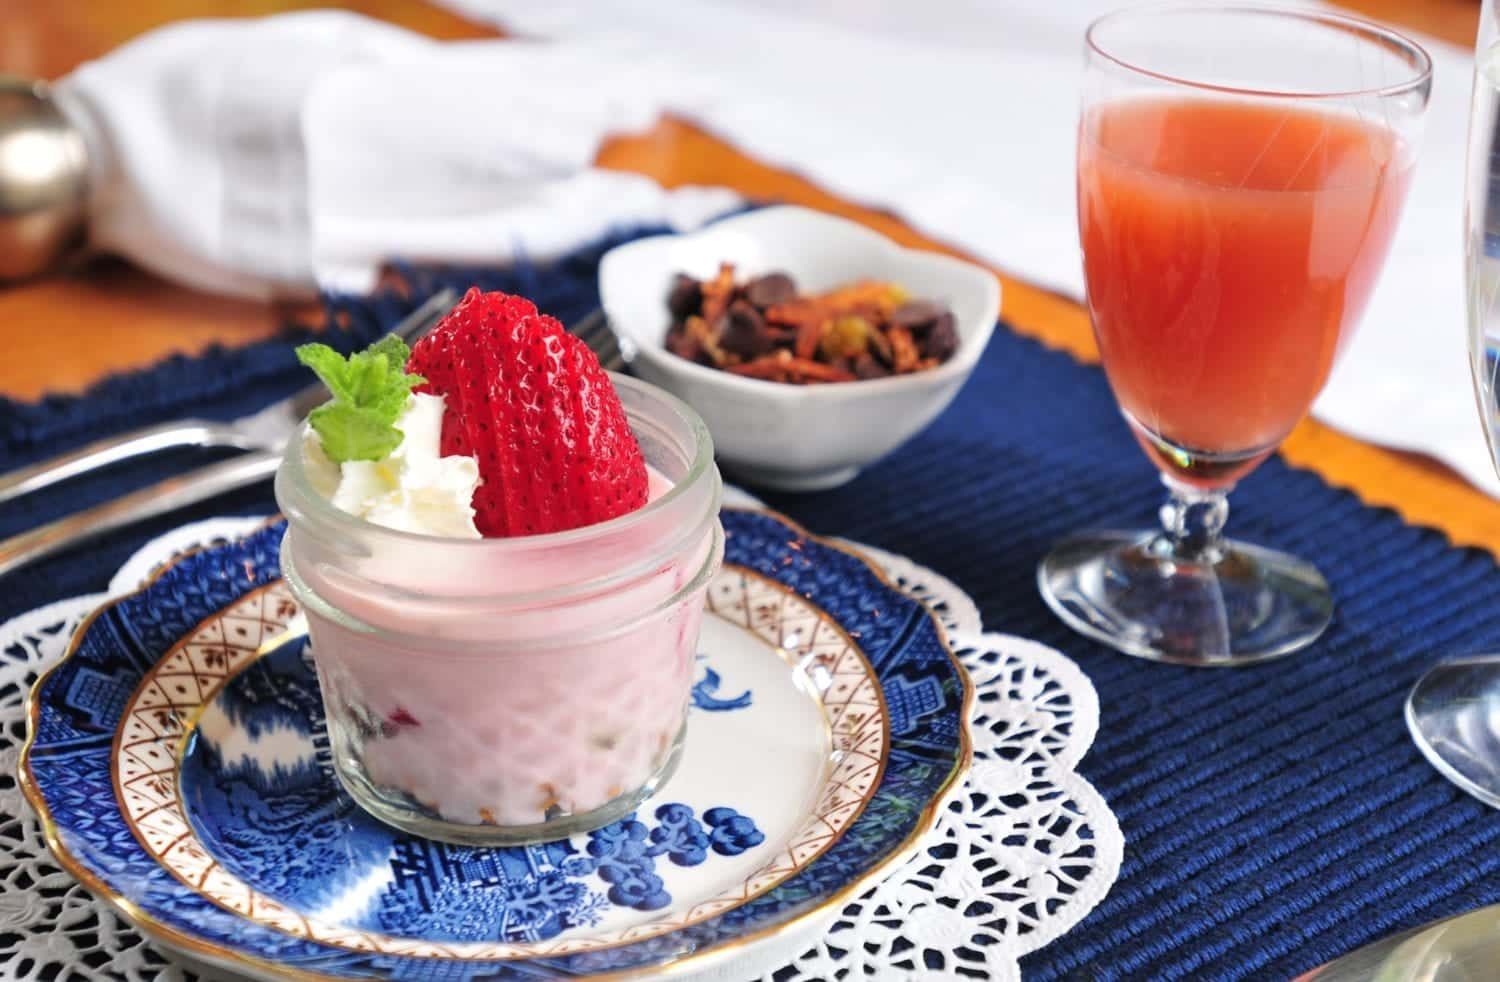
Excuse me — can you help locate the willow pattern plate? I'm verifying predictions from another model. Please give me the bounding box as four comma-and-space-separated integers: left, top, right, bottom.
21, 508, 971, 980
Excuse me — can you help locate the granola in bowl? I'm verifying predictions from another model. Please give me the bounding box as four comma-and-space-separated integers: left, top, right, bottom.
664, 263, 959, 384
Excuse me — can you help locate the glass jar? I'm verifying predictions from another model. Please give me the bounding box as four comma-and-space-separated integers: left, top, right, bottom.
276, 375, 723, 845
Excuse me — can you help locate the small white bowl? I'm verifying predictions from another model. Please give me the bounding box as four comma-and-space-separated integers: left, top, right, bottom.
599, 207, 1002, 491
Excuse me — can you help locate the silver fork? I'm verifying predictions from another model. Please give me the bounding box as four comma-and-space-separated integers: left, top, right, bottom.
0, 296, 623, 579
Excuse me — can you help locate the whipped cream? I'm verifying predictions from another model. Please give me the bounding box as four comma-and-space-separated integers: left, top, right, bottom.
303, 393, 482, 538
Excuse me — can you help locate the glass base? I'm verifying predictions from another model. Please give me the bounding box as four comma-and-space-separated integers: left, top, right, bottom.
334, 723, 687, 845
1037, 530, 1333, 666
1406, 656, 1500, 810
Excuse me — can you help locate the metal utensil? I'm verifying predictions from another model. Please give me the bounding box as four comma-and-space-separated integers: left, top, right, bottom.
0, 301, 627, 578
0, 288, 459, 507
0, 76, 89, 281
0, 451, 280, 578
1296, 903, 1500, 981
0, 290, 456, 578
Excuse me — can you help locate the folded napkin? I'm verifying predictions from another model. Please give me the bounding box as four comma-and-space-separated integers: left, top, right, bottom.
446, 0, 1493, 497
53, 11, 741, 298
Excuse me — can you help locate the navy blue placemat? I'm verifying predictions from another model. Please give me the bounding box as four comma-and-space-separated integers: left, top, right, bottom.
6, 225, 1500, 980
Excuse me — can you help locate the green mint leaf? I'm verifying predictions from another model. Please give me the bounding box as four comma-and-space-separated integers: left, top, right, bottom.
295, 343, 357, 404
294, 334, 428, 463
308, 403, 405, 462
367, 334, 412, 370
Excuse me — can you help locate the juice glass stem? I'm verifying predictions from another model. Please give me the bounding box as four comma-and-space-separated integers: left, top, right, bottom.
1157, 477, 1229, 564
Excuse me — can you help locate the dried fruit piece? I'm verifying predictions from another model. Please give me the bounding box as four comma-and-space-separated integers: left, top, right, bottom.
720, 301, 773, 358
744, 272, 796, 308
761, 299, 826, 361
786, 357, 856, 383
820, 280, 907, 316
794, 318, 825, 361
764, 299, 822, 329
853, 353, 891, 380
923, 311, 960, 360
820, 316, 872, 360
665, 324, 708, 364
667, 274, 702, 320
890, 298, 944, 331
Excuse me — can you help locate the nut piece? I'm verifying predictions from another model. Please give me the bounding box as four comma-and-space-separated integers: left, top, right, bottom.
700, 263, 737, 326
867, 324, 895, 366
686, 315, 729, 366
887, 326, 921, 373
728, 349, 794, 381
729, 350, 855, 384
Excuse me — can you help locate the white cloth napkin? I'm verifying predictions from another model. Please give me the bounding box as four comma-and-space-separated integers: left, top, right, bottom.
443, 0, 1495, 496
52, 10, 741, 299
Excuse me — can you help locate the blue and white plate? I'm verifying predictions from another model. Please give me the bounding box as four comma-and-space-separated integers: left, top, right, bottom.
21, 509, 972, 980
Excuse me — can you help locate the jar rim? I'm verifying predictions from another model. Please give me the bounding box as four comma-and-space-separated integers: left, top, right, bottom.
277, 373, 716, 550
281, 521, 725, 654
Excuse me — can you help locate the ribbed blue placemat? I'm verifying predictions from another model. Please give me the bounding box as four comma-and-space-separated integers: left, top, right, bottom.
6, 226, 1500, 980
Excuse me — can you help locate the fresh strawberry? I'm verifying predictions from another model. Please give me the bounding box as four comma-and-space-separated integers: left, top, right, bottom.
408, 290, 536, 463
406, 287, 649, 537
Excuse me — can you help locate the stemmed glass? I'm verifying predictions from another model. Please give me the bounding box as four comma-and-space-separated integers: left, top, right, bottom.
1407, 0, 1500, 807
1039, 4, 1431, 666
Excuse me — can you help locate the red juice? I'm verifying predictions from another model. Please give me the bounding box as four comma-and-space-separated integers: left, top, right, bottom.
1077, 98, 1413, 486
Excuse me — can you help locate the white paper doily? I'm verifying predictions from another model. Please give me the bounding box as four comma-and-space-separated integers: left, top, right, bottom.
0, 508, 1120, 981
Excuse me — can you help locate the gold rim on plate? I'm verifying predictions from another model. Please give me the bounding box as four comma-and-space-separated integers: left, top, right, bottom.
18, 508, 975, 981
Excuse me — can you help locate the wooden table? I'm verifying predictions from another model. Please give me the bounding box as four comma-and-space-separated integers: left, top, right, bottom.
3, 0, 1495, 551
